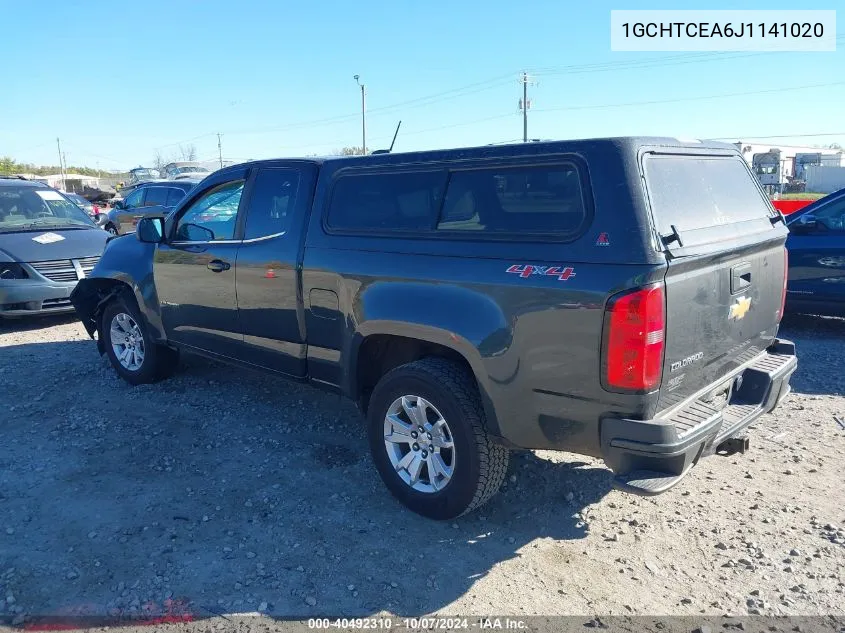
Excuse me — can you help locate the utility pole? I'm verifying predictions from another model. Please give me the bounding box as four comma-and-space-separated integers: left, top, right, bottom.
354, 75, 366, 155
56, 137, 66, 190
217, 133, 223, 169
519, 72, 535, 143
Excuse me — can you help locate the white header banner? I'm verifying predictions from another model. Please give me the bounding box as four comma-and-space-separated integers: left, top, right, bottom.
611, 10, 837, 52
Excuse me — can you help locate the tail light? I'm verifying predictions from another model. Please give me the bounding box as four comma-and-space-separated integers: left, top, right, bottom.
778, 248, 788, 321
603, 284, 665, 392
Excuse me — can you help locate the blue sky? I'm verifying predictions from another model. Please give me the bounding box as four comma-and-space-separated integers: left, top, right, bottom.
2, 0, 843, 170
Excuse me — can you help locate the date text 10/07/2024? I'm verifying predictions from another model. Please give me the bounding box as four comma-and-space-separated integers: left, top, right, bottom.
307, 617, 529, 630
621, 22, 824, 39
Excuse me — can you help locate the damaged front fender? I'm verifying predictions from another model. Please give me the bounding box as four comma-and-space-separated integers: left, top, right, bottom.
70, 280, 125, 354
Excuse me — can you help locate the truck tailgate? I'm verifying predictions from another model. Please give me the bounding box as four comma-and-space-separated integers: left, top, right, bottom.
641, 150, 789, 412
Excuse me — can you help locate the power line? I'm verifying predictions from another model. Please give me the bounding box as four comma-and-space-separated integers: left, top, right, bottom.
143, 47, 845, 145
530, 80, 845, 114
391, 81, 845, 142
222, 78, 517, 138
530, 35, 845, 77
708, 132, 845, 141
153, 132, 218, 151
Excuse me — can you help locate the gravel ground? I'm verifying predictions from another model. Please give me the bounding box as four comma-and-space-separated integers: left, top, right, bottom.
0, 312, 843, 628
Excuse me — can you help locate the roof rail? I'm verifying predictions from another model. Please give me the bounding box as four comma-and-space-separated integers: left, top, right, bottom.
0, 174, 28, 180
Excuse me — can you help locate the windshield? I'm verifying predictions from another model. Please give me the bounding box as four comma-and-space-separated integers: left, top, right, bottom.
176, 166, 208, 175
786, 190, 845, 225
129, 168, 159, 182
0, 186, 98, 232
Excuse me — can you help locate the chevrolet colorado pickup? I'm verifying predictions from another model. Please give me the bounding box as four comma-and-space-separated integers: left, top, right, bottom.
70, 137, 797, 519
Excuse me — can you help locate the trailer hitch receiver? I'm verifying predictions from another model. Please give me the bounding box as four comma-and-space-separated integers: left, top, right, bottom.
716, 436, 750, 456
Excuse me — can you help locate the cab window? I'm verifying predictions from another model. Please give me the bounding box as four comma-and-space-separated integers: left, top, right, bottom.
123, 188, 145, 209
813, 197, 845, 232
166, 188, 187, 207
143, 187, 169, 207
174, 180, 245, 241
243, 169, 300, 239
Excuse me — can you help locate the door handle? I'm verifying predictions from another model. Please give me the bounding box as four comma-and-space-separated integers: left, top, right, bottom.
730, 262, 752, 294
207, 260, 231, 273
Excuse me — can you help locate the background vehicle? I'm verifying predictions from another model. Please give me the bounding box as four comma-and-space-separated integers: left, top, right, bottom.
162, 162, 212, 180
71, 138, 795, 519
0, 178, 107, 317
785, 186, 845, 316
104, 179, 199, 234
64, 192, 100, 218
113, 167, 164, 203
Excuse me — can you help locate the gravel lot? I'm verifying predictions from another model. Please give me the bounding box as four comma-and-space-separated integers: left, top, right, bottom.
0, 312, 843, 628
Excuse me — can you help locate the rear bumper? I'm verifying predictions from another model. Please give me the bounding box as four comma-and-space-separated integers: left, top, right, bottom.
0, 281, 76, 316
600, 338, 797, 495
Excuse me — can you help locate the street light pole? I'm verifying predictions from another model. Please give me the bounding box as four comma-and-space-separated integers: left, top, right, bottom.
354, 75, 366, 155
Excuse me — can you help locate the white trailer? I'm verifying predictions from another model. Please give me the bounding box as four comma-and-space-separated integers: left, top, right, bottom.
732, 141, 844, 193
805, 165, 845, 194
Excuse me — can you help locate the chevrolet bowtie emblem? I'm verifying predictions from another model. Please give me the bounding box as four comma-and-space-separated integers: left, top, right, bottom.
729, 296, 752, 320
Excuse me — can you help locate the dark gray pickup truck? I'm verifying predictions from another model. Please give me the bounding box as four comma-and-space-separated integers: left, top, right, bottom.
71, 137, 797, 519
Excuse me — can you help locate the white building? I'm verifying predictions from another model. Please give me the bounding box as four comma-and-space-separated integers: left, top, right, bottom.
23, 173, 100, 193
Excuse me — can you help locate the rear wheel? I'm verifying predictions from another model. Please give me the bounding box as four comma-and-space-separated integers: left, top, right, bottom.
101, 295, 178, 385
367, 357, 509, 520
105, 223, 118, 235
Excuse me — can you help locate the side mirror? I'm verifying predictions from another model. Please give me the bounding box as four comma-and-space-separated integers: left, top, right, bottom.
136, 217, 165, 243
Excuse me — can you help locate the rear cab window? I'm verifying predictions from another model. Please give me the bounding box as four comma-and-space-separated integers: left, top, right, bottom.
327, 171, 444, 232
325, 161, 589, 240
642, 153, 779, 250
438, 164, 586, 237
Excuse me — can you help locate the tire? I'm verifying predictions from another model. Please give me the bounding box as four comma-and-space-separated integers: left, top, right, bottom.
367, 357, 509, 520
105, 224, 118, 235
100, 294, 179, 385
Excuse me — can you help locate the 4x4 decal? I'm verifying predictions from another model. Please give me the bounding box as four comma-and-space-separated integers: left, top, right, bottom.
506, 264, 576, 281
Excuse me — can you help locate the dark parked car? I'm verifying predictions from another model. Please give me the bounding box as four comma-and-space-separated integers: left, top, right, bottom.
785, 187, 845, 317
70, 138, 796, 519
0, 178, 108, 317
104, 179, 199, 235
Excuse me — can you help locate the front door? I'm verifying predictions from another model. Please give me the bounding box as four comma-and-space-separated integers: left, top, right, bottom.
154, 172, 247, 358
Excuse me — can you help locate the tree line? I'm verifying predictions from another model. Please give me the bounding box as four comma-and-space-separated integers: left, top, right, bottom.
0, 156, 125, 178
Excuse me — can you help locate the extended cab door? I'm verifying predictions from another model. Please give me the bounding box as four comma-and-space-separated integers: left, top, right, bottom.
233, 164, 317, 376
154, 169, 248, 358
786, 194, 845, 308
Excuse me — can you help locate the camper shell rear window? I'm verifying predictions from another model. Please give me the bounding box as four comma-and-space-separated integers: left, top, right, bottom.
643, 153, 776, 246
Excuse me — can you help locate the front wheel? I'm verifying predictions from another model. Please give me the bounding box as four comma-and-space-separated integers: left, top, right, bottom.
105, 224, 118, 235
367, 357, 509, 520
101, 295, 178, 385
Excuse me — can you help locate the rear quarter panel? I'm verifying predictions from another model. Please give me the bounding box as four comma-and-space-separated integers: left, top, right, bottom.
302, 142, 666, 454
